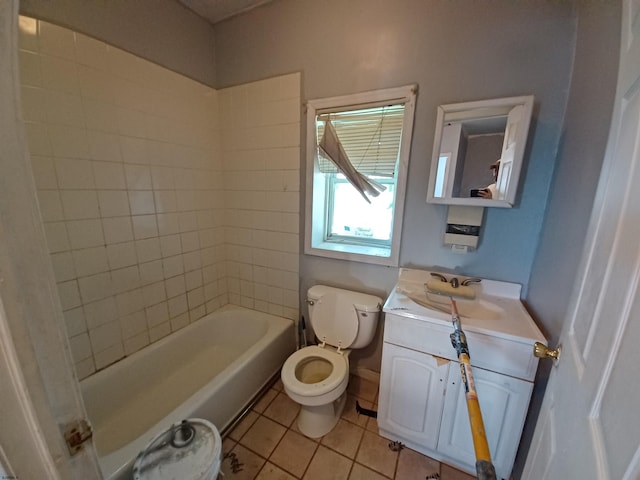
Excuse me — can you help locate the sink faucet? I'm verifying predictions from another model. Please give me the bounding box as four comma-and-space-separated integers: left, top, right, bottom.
461, 277, 482, 286
450, 277, 459, 288
430, 272, 448, 283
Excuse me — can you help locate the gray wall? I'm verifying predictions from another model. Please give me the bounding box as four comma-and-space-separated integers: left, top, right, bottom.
527, 3, 620, 346
19, 0, 217, 87
214, 0, 577, 370
512, 4, 620, 477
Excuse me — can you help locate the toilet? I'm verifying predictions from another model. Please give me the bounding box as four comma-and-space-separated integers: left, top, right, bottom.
281, 285, 382, 438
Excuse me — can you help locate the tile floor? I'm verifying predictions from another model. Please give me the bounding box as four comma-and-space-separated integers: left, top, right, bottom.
220, 375, 475, 480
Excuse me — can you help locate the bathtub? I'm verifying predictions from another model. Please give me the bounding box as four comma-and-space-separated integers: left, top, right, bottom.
80, 304, 295, 480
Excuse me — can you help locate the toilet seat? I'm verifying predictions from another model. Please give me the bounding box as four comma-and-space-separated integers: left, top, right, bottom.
281, 345, 348, 398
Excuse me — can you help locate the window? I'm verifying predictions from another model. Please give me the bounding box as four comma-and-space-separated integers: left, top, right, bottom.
304, 85, 417, 266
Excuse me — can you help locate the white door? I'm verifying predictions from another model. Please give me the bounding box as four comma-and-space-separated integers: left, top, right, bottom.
495, 105, 521, 201
0, 3, 101, 478
523, 3, 640, 478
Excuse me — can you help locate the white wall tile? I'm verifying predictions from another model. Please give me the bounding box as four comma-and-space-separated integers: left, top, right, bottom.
40, 55, 79, 94
78, 272, 112, 303
116, 289, 144, 317
98, 190, 130, 217
57, 280, 81, 310
168, 294, 188, 317
23, 21, 300, 377
31, 156, 58, 189
102, 217, 134, 244
146, 302, 169, 328
165, 275, 186, 298
38, 21, 76, 60
160, 234, 182, 258
142, 281, 166, 308
75, 34, 109, 71
45, 89, 84, 127
66, 219, 104, 249
73, 246, 109, 277
74, 357, 96, 380
123, 331, 149, 356
19, 50, 42, 87
154, 190, 177, 213
62, 190, 100, 220
110, 265, 141, 295
83, 99, 119, 133
89, 133, 122, 163
94, 343, 124, 370
84, 296, 118, 330
49, 125, 90, 158
162, 255, 184, 278
183, 251, 202, 272
139, 259, 164, 285
132, 214, 158, 239
51, 251, 76, 282
93, 160, 125, 189
63, 307, 86, 336
124, 164, 152, 190
120, 310, 147, 339
106, 242, 137, 270
55, 157, 94, 189
89, 321, 121, 353
37, 190, 64, 221
135, 238, 162, 263
129, 191, 156, 215
43, 221, 70, 252
120, 136, 148, 164
170, 312, 190, 331
69, 333, 92, 362
149, 322, 170, 342
157, 213, 181, 236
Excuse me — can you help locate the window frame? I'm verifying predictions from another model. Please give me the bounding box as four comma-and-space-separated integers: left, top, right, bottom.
304, 85, 417, 266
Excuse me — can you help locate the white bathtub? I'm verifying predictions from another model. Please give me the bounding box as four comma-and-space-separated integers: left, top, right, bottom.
80, 304, 296, 480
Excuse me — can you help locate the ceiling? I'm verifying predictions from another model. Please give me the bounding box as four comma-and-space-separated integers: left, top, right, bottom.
177, 0, 274, 24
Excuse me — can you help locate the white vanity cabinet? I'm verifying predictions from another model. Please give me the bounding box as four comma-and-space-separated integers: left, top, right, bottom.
437, 362, 532, 477
378, 343, 449, 450
378, 270, 546, 480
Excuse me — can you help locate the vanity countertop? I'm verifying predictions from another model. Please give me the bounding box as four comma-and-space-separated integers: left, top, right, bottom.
384, 268, 546, 346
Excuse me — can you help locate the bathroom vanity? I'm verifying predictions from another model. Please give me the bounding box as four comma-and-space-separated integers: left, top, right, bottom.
377, 269, 546, 479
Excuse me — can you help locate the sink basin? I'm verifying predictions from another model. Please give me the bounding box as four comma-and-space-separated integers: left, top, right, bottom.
386, 268, 546, 343
398, 288, 504, 321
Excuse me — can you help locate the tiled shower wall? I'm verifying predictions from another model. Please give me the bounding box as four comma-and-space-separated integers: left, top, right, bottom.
220, 77, 300, 321
17, 17, 300, 379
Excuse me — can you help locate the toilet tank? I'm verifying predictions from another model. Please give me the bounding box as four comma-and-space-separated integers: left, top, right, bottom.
307, 285, 382, 349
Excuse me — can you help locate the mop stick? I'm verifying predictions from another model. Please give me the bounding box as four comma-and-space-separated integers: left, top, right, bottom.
449, 298, 497, 480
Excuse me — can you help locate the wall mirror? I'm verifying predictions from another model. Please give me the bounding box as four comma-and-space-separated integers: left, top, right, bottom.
426, 95, 534, 208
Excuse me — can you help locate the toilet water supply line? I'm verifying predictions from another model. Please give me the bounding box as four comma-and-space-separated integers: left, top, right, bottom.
449, 298, 497, 480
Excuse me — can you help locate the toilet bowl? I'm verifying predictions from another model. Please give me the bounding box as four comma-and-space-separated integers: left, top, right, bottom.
281, 286, 381, 438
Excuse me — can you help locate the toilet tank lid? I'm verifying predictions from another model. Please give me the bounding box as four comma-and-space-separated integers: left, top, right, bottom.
307, 285, 382, 312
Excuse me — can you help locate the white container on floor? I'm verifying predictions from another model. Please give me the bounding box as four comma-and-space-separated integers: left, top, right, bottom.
132, 418, 221, 480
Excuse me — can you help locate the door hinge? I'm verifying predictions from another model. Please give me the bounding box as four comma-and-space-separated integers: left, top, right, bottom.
64, 419, 93, 455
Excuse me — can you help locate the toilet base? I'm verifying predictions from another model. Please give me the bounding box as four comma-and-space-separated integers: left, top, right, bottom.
296, 392, 347, 438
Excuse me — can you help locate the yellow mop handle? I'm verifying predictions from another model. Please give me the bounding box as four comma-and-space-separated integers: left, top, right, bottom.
450, 300, 496, 480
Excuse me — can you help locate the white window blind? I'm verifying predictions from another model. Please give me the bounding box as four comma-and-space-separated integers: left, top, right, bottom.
316, 104, 405, 177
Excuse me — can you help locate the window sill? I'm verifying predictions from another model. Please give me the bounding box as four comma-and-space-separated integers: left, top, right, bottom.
306, 241, 398, 267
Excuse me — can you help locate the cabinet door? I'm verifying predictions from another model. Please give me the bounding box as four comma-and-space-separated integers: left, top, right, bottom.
438, 365, 532, 479
378, 343, 449, 449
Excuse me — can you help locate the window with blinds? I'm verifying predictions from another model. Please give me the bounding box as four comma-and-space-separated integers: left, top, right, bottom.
304, 85, 417, 267
316, 104, 405, 177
